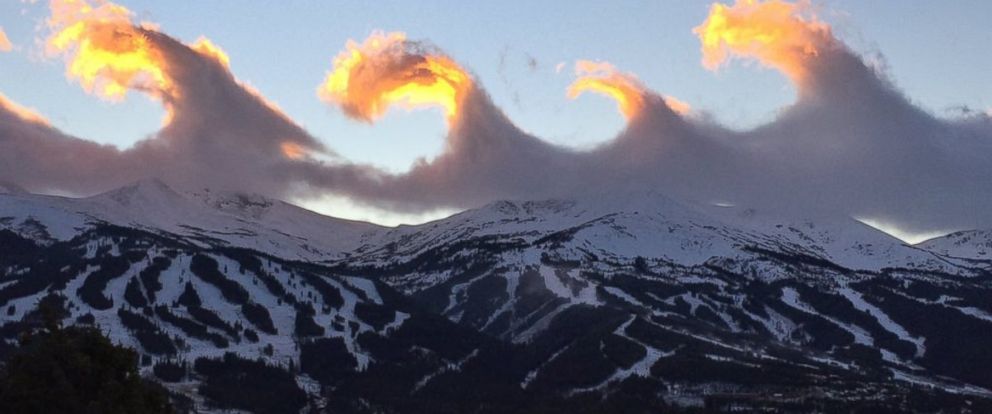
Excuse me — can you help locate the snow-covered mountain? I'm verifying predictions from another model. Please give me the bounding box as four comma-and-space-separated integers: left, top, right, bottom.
0, 179, 379, 261
919, 230, 992, 260
2, 180, 991, 413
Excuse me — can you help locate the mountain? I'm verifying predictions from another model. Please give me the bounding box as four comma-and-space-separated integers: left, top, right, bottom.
919, 230, 992, 260
2, 181, 991, 413
0, 179, 378, 260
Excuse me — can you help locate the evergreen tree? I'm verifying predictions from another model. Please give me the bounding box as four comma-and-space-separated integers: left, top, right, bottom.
0, 307, 174, 413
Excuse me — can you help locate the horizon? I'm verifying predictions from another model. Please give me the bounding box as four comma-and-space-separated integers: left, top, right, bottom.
2, 175, 949, 245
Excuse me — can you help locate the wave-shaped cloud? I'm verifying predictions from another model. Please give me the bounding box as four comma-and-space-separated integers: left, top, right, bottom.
2, 0, 328, 195
1, 0, 990, 236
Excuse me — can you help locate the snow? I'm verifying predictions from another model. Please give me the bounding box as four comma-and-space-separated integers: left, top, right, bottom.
0, 179, 380, 261
521, 345, 570, 389
837, 286, 926, 358
1, 240, 389, 370
538, 266, 601, 306
2, 180, 981, 281
443, 273, 489, 316
781, 287, 875, 347
382, 311, 409, 334
955, 306, 992, 323
603, 286, 645, 307
477, 272, 519, 331
678, 293, 706, 315
513, 302, 571, 344
891, 369, 992, 397
342, 276, 383, 305
911, 294, 992, 324
570, 316, 674, 395
742, 305, 800, 343
412, 348, 480, 393
704, 204, 976, 273
4, 179, 991, 402
918, 230, 992, 259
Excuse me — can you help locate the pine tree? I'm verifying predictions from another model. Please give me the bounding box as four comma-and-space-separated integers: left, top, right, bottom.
0, 306, 174, 413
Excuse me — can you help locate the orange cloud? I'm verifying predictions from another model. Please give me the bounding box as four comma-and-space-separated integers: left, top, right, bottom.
46, 0, 174, 102
45, 0, 250, 130
0, 93, 51, 126
0, 27, 12, 52
280, 141, 307, 160
662, 95, 692, 116
693, 0, 833, 83
567, 60, 647, 120
317, 31, 473, 124
191, 36, 230, 69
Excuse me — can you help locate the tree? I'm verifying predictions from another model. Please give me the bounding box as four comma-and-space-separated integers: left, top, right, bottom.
0, 308, 174, 414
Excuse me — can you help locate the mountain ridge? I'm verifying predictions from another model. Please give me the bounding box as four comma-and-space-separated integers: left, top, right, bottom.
2, 179, 992, 412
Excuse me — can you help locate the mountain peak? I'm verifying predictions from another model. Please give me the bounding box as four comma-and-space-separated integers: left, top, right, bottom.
89, 178, 184, 207
185, 188, 279, 220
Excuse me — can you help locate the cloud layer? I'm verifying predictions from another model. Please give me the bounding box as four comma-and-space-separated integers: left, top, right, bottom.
1, 0, 991, 236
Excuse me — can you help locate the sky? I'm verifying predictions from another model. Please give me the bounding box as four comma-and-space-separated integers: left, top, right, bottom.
2, 1, 990, 165
1, 0, 991, 240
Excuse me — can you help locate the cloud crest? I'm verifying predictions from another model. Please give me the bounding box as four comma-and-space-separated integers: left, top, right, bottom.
0, 27, 12, 52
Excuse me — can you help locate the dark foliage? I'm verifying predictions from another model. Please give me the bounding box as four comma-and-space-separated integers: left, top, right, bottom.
187, 306, 239, 338
75, 313, 96, 325
152, 360, 186, 383
354, 302, 396, 331
0, 316, 173, 413
124, 276, 148, 309
299, 337, 355, 384
243, 328, 259, 343
138, 257, 171, 303
298, 272, 344, 309
189, 254, 248, 305
117, 308, 176, 355
154, 306, 228, 348
0, 229, 41, 267
601, 334, 647, 369
294, 305, 324, 338
77, 255, 130, 310
241, 302, 276, 335
219, 248, 300, 305
194, 353, 306, 414
859, 281, 992, 388
175, 282, 201, 308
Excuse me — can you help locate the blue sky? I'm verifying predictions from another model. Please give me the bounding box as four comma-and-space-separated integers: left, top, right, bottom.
1, 1, 990, 224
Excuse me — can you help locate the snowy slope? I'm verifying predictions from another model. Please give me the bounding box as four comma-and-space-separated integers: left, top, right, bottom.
701, 204, 978, 272
3, 180, 992, 410
917, 230, 992, 260
352, 190, 977, 279
0, 179, 380, 261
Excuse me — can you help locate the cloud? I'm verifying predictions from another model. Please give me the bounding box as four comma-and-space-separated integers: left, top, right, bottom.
316, 31, 471, 123
0, 27, 12, 52
0, 93, 49, 126
299, 3, 992, 235
1, 0, 991, 237
694, 0, 833, 85
567, 60, 648, 120
296, 33, 734, 213
1, 0, 328, 195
